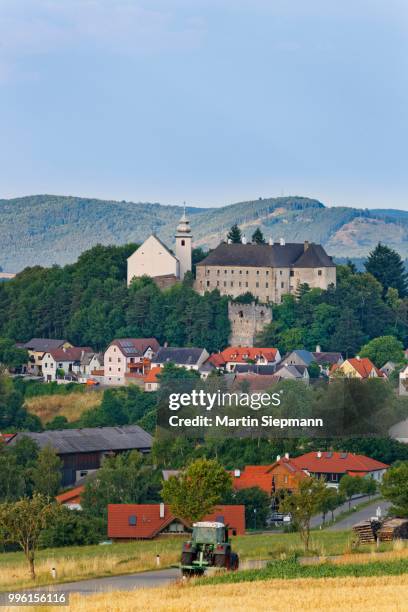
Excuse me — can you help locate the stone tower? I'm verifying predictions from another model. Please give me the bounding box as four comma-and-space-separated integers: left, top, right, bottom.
175, 208, 192, 280
228, 302, 272, 347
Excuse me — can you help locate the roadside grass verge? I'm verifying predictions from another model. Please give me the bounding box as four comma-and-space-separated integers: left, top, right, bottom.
59, 575, 408, 611
25, 390, 102, 423
195, 554, 408, 587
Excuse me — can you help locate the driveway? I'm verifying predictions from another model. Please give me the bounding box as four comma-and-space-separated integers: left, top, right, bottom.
326, 499, 391, 531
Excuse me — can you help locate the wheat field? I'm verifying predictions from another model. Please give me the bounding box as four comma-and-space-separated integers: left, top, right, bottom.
25, 391, 102, 423
62, 574, 408, 611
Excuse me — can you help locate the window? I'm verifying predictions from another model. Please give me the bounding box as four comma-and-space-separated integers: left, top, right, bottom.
206, 281, 210, 287
181, 239, 185, 246
128, 515, 137, 526
109, 367, 112, 372
224, 269, 227, 274
217, 270, 220, 275
118, 357, 121, 363
318, 269, 322, 276
239, 270, 242, 275
266, 270, 269, 275
280, 270, 283, 275
256, 282, 259, 288
281, 282, 284, 288
109, 357, 112, 362
224, 281, 227, 287
231, 270, 234, 274
290, 270, 294, 277
230, 281, 234, 287
246, 270, 249, 275
265, 282, 269, 288
256, 270, 260, 275
239, 282, 241, 287
246, 282, 249, 287
118, 367, 121, 372
216, 281, 219, 286
113, 348, 116, 352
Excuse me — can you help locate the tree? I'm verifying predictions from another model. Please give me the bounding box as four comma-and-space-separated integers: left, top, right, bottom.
308, 362, 321, 379
227, 224, 242, 244
319, 488, 343, 524
251, 228, 265, 244
339, 475, 363, 510
280, 477, 327, 550
365, 243, 408, 297
359, 335, 404, 368
222, 486, 270, 529
161, 458, 233, 523
0, 338, 27, 370
31, 446, 62, 497
362, 477, 377, 498
381, 462, 408, 517
81, 451, 161, 519
0, 495, 61, 579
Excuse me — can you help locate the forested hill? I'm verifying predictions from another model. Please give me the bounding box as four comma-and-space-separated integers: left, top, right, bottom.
1, 194, 408, 271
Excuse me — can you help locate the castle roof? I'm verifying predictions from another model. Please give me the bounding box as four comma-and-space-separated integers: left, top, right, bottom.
197, 242, 334, 268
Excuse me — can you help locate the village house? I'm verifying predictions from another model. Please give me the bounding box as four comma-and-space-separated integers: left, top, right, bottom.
144, 366, 161, 392
292, 451, 389, 487
330, 357, 384, 379
399, 364, 408, 395
7, 425, 153, 487
20, 338, 72, 376
283, 346, 343, 375
127, 211, 192, 287
152, 347, 209, 372
195, 239, 336, 304
231, 456, 307, 496
232, 373, 280, 393
107, 503, 245, 540
41, 346, 93, 382
274, 363, 310, 383
209, 347, 281, 373
104, 338, 160, 386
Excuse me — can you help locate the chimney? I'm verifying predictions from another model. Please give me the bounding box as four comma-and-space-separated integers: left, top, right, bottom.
284, 452, 289, 460
356, 355, 361, 360
269, 237, 274, 246
159, 502, 165, 518
280, 237, 285, 246
242, 235, 247, 245
317, 450, 322, 458
234, 469, 241, 478
276, 454, 281, 461
304, 240, 309, 251
315, 345, 321, 353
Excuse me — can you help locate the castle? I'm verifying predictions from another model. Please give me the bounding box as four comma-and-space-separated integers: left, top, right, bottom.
127, 214, 336, 303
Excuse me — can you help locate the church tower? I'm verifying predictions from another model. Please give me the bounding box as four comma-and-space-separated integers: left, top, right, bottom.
175, 207, 192, 280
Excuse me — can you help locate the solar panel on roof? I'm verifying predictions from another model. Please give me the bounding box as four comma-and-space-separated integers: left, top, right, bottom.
119, 340, 134, 348
125, 347, 139, 354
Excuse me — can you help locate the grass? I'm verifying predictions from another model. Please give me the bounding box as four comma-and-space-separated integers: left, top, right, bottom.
25, 390, 102, 423
0, 531, 398, 591
55, 575, 408, 611
196, 551, 408, 586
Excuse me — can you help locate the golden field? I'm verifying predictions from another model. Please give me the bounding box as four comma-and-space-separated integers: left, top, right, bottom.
25, 391, 102, 423
62, 574, 408, 611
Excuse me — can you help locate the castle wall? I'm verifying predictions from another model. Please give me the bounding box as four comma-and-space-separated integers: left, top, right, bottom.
228, 302, 272, 347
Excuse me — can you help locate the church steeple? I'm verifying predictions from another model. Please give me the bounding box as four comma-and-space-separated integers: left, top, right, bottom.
175, 204, 192, 280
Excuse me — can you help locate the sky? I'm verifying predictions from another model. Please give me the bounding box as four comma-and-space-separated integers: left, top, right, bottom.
0, 0, 407, 210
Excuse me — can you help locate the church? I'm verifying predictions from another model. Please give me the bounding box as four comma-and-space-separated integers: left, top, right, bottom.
127, 211, 192, 287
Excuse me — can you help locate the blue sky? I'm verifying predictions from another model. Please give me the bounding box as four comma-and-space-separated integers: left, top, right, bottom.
0, 0, 407, 209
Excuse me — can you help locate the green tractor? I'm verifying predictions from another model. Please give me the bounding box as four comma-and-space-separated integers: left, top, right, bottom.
180, 521, 239, 577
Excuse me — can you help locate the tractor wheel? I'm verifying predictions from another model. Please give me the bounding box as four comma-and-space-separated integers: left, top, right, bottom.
181, 551, 193, 565
230, 553, 239, 571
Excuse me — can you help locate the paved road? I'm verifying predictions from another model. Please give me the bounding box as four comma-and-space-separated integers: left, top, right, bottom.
310, 495, 384, 530
326, 499, 391, 531
32, 568, 180, 595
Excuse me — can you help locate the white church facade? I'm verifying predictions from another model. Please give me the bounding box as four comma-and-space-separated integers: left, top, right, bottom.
127, 211, 193, 287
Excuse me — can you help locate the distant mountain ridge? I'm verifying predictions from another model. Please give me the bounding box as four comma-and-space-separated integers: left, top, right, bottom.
1, 194, 407, 272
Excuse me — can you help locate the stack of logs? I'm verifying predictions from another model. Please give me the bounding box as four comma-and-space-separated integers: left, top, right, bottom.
378, 518, 408, 542
353, 518, 408, 544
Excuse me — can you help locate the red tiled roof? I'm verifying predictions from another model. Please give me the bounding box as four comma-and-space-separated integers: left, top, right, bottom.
214, 347, 279, 364
48, 347, 92, 362
56, 485, 84, 505
110, 338, 160, 357
0, 433, 15, 443
292, 451, 389, 474
232, 373, 280, 392
208, 353, 226, 367
144, 366, 161, 383
108, 504, 245, 539
332, 358, 384, 379
231, 465, 275, 494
